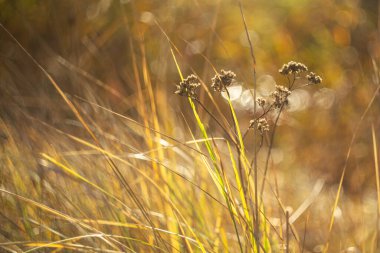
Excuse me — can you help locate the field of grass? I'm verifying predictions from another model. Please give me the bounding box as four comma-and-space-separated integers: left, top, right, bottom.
1, 1, 380, 252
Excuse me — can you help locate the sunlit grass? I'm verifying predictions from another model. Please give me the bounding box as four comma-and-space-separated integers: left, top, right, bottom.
1, 1, 380, 253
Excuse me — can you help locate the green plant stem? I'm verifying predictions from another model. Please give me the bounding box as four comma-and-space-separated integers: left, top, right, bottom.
193, 97, 238, 146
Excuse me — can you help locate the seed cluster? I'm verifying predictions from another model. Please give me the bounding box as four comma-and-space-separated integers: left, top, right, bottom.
257, 118, 270, 133
279, 61, 308, 75
271, 85, 292, 109
175, 61, 322, 139
175, 61, 322, 125
249, 118, 270, 134
175, 74, 201, 98
307, 72, 323, 85
211, 70, 236, 92
256, 97, 266, 107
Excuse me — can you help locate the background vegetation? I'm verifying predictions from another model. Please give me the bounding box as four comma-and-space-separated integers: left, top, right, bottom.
1, 0, 380, 252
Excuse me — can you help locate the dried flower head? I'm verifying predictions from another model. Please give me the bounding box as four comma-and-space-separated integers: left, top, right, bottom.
307, 72, 322, 85
271, 85, 292, 109
249, 118, 270, 134
175, 74, 201, 98
211, 69, 236, 92
279, 61, 308, 75
257, 97, 266, 107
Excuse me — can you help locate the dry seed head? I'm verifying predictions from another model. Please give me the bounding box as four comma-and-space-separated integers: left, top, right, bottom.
257, 118, 270, 133
307, 72, 323, 85
211, 69, 236, 92
279, 61, 308, 75
257, 97, 266, 107
249, 118, 270, 134
271, 85, 292, 109
175, 74, 201, 98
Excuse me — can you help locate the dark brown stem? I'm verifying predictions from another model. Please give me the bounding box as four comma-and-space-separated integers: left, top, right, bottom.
260, 75, 296, 199
260, 102, 285, 199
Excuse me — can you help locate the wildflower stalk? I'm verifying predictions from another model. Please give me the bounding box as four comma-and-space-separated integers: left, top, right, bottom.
175, 55, 322, 252
260, 102, 285, 199
260, 74, 296, 199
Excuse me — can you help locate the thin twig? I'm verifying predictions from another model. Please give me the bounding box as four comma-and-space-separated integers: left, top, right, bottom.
238, 2, 259, 252
261, 75, 297, 199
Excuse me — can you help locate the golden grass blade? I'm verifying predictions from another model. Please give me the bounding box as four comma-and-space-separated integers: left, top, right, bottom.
372, 124, 380, 215
42, 139, 207, 251
141, 41, 180, 252
226, 141, 252, 223
172, 212, 194, 253
40, 153, 136, 216
21, 235, 168, 253
23, 234, 170, 253
23, 234, 121, 253
170, 48, 184, 81
372, 124, 380, 252
187, 90, 245, 252
226, 99, 245, 153
226, 141, 256, 251
0, 188, 123, 251
73, 95, 209, 156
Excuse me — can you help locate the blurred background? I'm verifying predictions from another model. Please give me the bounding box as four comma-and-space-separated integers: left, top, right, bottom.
1, 0, 380, 252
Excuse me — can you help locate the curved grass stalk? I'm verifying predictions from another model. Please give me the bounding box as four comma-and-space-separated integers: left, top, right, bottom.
0, 188, 125, 251
43, 140, 209, 252
188, 98, 244, 252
